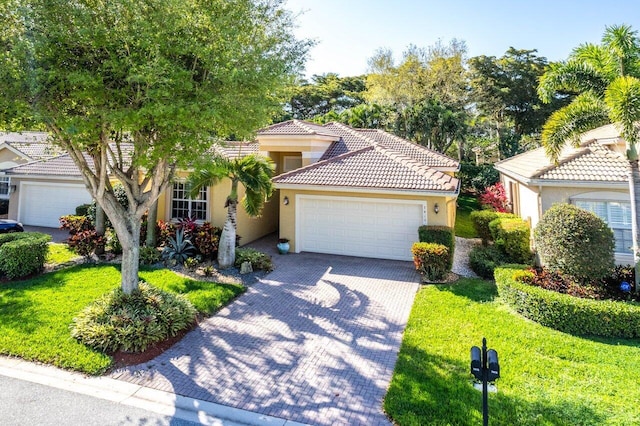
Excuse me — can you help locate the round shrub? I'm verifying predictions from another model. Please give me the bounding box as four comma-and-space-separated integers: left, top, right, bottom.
534, 203, 614, 281
412, 242, 450, 281
0, 232, 51, 279
469, 244, 510, 279
71, 282, 197, 353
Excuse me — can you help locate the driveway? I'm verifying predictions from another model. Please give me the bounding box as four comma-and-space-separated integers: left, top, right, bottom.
111, 241, 420, 425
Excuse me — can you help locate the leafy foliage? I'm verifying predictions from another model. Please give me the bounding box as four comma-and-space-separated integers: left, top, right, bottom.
0, 232, 51, 279
161, 229, 196, 265
468, 244, 511, 279
418, 225, 455, 270
139, 246, 161, 266
457, 163, 500, 194
193, 222, 222, 260
470, 210, 517, 245
411, 242, 450, 281
71, 282, 197, 353
496, 266, 640, 338
489, 217, 532, 264
534, 203, 615, 281
479, 182, 511, 212
234, 248, 274, 272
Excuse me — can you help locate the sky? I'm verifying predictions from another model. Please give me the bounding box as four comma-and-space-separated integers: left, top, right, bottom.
284, 0, 640, 78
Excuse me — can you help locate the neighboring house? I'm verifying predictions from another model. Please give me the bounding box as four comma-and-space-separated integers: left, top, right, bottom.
4, 120, 460, 261
495, 124, 632, 264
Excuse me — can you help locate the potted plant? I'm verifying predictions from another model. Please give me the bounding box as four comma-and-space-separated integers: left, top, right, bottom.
276, 238, 290, 254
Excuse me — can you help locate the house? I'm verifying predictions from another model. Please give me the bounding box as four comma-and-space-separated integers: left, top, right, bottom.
494, 123, 632, 264
3, 120, 460, 261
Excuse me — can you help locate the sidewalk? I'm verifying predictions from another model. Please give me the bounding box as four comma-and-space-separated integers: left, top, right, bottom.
0, 356, 307, 426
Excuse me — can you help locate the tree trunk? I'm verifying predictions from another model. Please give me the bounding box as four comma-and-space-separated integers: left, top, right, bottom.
113, 216, 142, 294
146, 199, 158, 247
628, 159, 640, 292
218, 197, 237, 269
94, 204, 105, 255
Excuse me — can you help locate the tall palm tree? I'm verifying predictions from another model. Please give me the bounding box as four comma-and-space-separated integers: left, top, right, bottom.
538, 24, 640, 290
188, 154, 275, 268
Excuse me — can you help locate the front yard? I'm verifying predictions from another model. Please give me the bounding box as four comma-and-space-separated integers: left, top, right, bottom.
0, 264, 244, 375
385, 278, 640, 425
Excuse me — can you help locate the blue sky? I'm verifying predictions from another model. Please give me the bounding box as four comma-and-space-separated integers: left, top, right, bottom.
285, 0, 640, 78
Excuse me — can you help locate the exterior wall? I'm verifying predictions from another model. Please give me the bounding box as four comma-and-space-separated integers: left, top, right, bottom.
257, 134, 337, 167
540, 187, 628, 214
278, 188, 456, 252
7, 176, 86, 221
0, 148, 29, 170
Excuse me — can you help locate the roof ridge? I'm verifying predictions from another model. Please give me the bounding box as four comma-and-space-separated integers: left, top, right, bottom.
272, 146, 375, 181
376, 129, 457, 163
325, 122, 379, 146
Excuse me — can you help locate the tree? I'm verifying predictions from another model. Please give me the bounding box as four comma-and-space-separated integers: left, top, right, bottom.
469, 48, 568, 158
187, 154, 275, 268
537, 24, 640, 291
365, 40, 469, 154
0, 0, 309, 293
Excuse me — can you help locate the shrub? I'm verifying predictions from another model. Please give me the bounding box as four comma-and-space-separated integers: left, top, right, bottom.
489, 217, 531, 264
479, 182, 511, 212
411, 242, 450, 281
75, 204, 91, 217
469, 245, 510, 279
157, 220, 177, 247
87, 183, 129, 227
193, 222, 221, 259
457, 163, 500, 194
418, 226, 455, 270
162, 229, 195, 264
496, 266, 640, 338
59, 215, 93, 234
139, 246, 161, 265
183, 256, 200, 270
71, 282, 197, 353
68, 230, 105, 257
534, 203, 615, 281
104, 228, 122, 254
0, 232, 51, 279
234, 248, 274, 272
470, 210, 517, 245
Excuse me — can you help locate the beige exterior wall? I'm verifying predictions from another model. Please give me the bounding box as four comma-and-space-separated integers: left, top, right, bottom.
257, 134, 337, 167
0, 148, 28, 169
278, 188, 456, 252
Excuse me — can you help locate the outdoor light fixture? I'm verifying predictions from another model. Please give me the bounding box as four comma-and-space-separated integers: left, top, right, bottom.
283, 196, 289, 205
433, 203, 439, 214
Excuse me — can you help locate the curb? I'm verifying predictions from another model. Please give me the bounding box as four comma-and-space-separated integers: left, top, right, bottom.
0, 356, 309, 426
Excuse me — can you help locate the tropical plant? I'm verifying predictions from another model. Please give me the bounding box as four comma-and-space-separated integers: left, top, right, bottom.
187, 154, 275, 268
161, 229, 196, 265
538, 24, 640, 290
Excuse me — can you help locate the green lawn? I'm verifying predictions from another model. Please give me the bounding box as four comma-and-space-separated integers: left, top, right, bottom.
46, 243, 80, 264
455, 194, 480, 238
0, 264, 244, 375
385, 278, 640, 425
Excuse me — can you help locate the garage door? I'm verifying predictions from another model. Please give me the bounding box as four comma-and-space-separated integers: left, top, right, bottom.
297, 196, 426, 261
19, 182, 92, 227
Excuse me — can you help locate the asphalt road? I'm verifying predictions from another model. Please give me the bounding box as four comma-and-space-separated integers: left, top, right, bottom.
0, 375, 200, 426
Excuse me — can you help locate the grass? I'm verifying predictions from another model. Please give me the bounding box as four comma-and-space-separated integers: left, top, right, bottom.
0, 264, 244, 375
46, 243, 80, 264
455, 194, 480, 238
384, 278, 640, 425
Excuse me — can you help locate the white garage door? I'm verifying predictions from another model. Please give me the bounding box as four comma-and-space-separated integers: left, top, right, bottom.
19, 182, 92, 227
297, 195, 426, 261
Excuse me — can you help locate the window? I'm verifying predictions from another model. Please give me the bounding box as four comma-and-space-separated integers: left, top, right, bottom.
574, 200, 632, 254
0, 176, 9, 199
171, 182, 207, 221
283, 155, 302, 173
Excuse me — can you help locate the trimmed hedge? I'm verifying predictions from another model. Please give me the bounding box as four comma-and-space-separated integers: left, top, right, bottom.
412, 242, 450, 281
418, 225, 455, 270
496, 266, 640, 338
489, 217, 531, 264
469, 245, 511, 279
470, 210, 517, 245
0, 232, 51, 279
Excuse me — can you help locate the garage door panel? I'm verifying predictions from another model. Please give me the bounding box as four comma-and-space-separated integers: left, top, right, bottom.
297, 196, 424, 261
20, 183, 92, 227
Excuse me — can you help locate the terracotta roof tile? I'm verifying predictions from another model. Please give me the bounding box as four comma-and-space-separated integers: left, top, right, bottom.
257, 119, 340, 137
273, 145, 459, 193
209, 141, 259, 159
5, 153, 93, 177
0, 131, 64, 160
537, 144, 627, 182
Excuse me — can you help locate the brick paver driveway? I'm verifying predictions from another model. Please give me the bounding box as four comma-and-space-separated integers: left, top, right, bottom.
112, 245, 419, 425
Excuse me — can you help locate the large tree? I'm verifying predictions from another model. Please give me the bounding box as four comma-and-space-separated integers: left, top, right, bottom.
187, 154, 275, 269
0, 0, 309, 293
537, 24, 640, 290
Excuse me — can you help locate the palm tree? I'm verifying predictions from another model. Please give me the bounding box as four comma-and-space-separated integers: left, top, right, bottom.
538, 24, 640, 290
187, 154, 275, 268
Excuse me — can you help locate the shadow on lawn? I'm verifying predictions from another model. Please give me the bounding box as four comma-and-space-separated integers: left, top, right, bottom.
385, 344, 604, 426
434, 278, 498, 302
112, 253, 419, 425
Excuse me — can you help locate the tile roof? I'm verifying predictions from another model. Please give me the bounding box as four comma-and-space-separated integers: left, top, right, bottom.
0, 131, 64, 160
257, 119, 340, 137
273, 145, 459, 193
208, 141, 259, 159
495, 141, 628, 183
5, 153, 93, 177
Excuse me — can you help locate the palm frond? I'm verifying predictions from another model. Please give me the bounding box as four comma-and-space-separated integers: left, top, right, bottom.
602, 24, 640, 76
605, 76, 640, 146
541, 93, 609, 162
186, 156, 230, 198
538, 60, 610, 103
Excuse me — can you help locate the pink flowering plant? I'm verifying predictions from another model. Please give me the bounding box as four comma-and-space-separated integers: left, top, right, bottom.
479, 182, 511, 212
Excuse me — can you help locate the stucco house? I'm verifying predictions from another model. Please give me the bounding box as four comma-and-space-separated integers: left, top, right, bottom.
2, 120, 460, 261
494, 124, 632, 264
